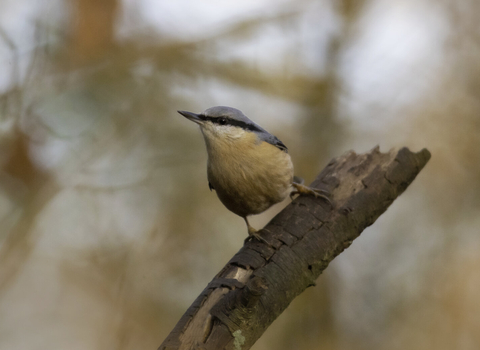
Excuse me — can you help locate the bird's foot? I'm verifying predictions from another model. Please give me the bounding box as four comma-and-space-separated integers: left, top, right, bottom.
291, 182, 332, 207
244, 226, 269, 244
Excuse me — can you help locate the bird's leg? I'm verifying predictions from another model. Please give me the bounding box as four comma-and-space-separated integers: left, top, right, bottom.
243, 217, 268, 244
291, 182, 332, 207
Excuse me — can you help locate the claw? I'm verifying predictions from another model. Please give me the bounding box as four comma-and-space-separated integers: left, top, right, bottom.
244, 231, 268, 244
291, 182, 332, 207
243, 217, 268, 244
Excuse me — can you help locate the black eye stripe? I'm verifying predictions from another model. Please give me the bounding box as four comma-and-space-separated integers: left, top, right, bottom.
202, 115, 262, 132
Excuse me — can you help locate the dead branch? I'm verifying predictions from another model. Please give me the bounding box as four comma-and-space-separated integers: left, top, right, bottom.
159, 146, 431, 350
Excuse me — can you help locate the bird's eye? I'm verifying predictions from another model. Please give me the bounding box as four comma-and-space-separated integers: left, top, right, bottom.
218, 117, 227, 125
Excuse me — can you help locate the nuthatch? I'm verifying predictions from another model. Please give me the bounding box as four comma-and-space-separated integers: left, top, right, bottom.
178, 106, 330, 242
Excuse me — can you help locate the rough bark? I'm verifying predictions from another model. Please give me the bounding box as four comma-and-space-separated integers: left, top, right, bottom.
159, 146, 431, 350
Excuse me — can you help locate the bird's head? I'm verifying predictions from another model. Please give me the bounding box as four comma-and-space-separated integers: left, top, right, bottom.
178, 106, 265, 142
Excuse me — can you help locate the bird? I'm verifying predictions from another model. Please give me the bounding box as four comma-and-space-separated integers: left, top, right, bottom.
178, 106, 331, 242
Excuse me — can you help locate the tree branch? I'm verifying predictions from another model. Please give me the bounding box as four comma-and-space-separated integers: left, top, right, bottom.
159, 146, 431, 350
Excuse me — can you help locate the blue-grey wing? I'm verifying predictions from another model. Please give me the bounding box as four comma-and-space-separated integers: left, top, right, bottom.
257, 132, 288, 152
273, 137, 288, 152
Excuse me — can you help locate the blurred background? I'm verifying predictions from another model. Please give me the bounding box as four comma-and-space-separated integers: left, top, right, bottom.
0, 0, 479, 349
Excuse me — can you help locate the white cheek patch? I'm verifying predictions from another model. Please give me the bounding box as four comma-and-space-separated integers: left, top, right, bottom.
211, 124, 245, 139
202, 123, 249, 145
225, 126, 246, 139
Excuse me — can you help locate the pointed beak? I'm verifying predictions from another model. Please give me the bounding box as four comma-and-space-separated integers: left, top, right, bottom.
178, 110, 204, 125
